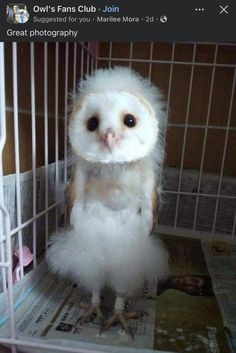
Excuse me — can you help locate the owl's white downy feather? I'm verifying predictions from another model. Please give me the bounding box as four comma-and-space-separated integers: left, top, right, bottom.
47, 67, 168, 304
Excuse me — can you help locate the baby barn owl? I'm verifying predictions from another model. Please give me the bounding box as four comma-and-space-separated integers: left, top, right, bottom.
47, 67, 169, 336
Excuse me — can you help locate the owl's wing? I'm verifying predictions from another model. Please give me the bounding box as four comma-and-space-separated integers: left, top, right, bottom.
65, 171, 76, 225
150, 186, 158, 235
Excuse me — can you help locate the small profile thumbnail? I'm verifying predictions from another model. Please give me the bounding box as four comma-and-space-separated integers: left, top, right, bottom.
6, 3, 29, 24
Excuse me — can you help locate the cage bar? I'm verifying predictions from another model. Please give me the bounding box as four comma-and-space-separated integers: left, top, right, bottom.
86, 44, 90, 76
161, 42, 175, 163
193, 45, 218, 232
8, 202, 59, 239
0, 43, 7, 292
174, 44, 197, 228
80, 45, 84, 91
0, 42, 17, 353
55, 43, 59, 229
64, 42, 69, 185
30, 43, 37, 268
156, 42, 175, 226
108, 42, 112, 68
233, 211, 236, 237
129, 42, 133, 69
12, 42, 24, 279
148, 42, 154, 81
0, 337, 100, 353
44, 42, 49, 250
98, 56, 236, 68
73, 42, 77, 99
168, 123, 236, 131
165, 190, 236, 199
212, 67, 236, 233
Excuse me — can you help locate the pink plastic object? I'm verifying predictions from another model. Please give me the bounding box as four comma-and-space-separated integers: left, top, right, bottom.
12, 246, 33, 284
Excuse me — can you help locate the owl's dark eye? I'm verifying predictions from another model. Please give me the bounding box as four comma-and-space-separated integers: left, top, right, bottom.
123, 114, 137, 128
87, 117, 99, 131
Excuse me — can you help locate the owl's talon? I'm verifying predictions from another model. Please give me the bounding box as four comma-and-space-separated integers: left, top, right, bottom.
78, 303, 103, 324
101, 310, 137, 339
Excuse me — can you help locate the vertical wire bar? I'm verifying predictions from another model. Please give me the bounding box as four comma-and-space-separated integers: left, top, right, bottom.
12, 42, 24, 278
44, 42, 49, 250
91, 44, 95, 74
233, 211, 236, 237
91, 43, 98, 72
86, 46, 90, 75
157, 42, 175, 226
64, 43, 69, 185
193, 45, 218, 231
212, 67, 236, 234
0, 43, 17, 351
80, 45, 84, 91
174, 44, 197, 228
55, 43, 59, 229
86, 52, 90, 75
129, 42, 133, 69
30, 43, 37, 268
95, 57, 98, 70
73, 42, 77, 100
0, 42, 7, 292
148, 42, 154, 81
91, 56, 94, 74
163, 42, 175, 150
108, 42, 112, 68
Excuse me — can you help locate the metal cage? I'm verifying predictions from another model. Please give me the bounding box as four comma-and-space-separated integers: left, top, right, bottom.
0, 41, 235, 352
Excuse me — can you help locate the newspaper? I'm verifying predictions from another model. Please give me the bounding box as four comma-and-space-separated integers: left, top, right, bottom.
3, 173, 16, 230
0, 235, 230, 353
0, 262, 159, 353
2, 160, 65, 230
202, 240, 236, 352
0, 161, 65, 292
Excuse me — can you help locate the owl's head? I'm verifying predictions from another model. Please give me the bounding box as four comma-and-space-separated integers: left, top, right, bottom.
69, 67, 165, 164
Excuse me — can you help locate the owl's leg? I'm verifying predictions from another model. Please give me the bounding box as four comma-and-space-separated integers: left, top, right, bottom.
79, 292, 104, 324
101, 296, 140, 339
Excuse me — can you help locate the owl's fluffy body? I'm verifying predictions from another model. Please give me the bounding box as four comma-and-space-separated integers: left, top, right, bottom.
48, 157, 168, 297
47, 67, 168, 310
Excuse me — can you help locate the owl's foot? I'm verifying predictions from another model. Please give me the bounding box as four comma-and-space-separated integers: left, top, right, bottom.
78, 303, 104, 324
101, 310, 140, 339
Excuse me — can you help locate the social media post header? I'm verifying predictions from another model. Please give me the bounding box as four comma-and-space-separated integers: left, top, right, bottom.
1, 0, 236, 42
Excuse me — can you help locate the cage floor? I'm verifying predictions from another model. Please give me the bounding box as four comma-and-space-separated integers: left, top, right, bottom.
0, 262, 160, 353
0, 234, 235, 353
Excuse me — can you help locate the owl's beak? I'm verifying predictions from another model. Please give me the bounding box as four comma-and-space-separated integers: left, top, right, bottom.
101, 130, 116, 151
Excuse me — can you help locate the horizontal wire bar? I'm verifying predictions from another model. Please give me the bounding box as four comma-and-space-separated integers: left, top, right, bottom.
172, 42, 236, 47
103, 41, 236, 47
0, 262, 10, 268
164, 189, 236, 199
0, 202, 59, 243
5, 106, 56, 119
98, 56, 236, 67
5, 108, 236, 131
156, 225, 235, 241
168, 123, 236, 130
0, 338, 100, 353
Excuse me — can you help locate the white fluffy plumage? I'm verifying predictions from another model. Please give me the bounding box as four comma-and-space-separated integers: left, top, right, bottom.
47, 67, 169, 329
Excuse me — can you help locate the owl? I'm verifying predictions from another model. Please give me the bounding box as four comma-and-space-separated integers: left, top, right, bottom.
47, 67, 169, 336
